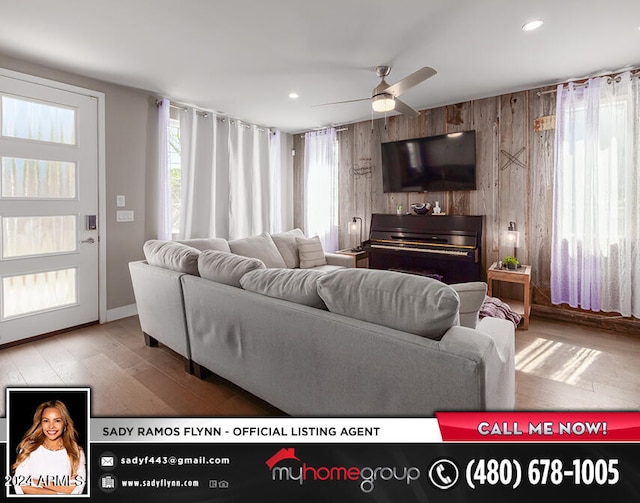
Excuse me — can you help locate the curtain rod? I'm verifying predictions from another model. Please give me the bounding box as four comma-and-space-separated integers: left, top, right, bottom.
155, 99, 188, 111
536, 69, 640, 96
299, 126, 348, 139
155, 98, 216, 115
155, 98, 271, 132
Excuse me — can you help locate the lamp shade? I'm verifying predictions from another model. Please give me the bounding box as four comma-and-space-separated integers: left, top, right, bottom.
503, 221, 520, 247
505, 230, 520, 247
349, 216, 363, 251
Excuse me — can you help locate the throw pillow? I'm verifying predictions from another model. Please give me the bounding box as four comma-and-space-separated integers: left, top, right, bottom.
240, 268, 327, 309
450, 282, 487, 328
143, 240, 200, 276
296, 235, 327, 269
175, 237, 231, 253
317, 268, 460, 339
228, 233, 287, 268
198, 250, 266, 287
270, 228, 306, 268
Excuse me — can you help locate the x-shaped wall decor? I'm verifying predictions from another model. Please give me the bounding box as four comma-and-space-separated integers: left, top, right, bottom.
500, 147, 526, 171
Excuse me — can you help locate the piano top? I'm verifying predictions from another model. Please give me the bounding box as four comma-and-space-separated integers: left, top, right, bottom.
368, 213, 483, 236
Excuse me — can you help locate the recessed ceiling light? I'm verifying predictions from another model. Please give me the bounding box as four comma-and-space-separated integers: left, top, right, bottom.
522, 19, 544, 31
289, 92, 299, 99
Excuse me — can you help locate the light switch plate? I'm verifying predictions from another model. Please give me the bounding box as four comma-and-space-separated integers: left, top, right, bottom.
116, 210, 134, 222
116, 195, 126, 207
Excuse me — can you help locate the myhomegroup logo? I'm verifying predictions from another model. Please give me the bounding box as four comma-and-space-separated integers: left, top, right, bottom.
265, 448, 421, 493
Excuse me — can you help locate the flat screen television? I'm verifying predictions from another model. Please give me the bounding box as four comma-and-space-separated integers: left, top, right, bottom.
381, 130, 477, 192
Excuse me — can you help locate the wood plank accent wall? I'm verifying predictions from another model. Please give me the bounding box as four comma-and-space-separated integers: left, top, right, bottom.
293, 85, 557, 292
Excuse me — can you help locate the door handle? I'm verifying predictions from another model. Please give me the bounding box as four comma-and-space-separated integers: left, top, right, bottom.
81, 237, 96, 244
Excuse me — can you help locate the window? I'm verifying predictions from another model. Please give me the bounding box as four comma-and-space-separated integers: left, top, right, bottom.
1, 95, 76, 144
555, 98, 628, 252
551, 73, 640, 317
303, 128, 339, 251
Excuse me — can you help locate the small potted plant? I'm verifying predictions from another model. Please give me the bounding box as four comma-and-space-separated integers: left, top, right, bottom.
502, 256, 519, 270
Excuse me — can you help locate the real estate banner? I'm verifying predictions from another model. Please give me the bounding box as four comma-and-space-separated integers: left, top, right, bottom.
3, 404, 640, 501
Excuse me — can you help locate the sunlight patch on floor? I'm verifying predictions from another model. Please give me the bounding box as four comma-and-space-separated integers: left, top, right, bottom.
516, 337, 602, 385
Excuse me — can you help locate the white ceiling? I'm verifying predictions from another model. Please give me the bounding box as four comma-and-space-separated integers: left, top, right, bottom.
1, 0, 639, 133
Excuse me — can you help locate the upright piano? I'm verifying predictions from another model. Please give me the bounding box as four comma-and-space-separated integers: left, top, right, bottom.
363, 213, 483, 284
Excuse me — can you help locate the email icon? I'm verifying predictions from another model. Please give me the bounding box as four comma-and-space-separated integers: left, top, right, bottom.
100, 456, 115, 467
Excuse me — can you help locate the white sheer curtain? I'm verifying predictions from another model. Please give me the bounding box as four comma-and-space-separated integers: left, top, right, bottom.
228, 120, 272, 239
174, 108, 285, 241
269, 129, 294, 232
551, 72, 640, 317
157, 98, 172, 240
178, 109, 230, 239
304, 128, 339, 251
269, 130, 283, 233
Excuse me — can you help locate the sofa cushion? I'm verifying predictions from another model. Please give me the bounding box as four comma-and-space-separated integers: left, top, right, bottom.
310, 264, 345, 273
240, 268, 327, 309
143, 240, 200, 276
228, 233, 287, 268
175, 237, 231, 253
450, 282, 487, 328
270, 228, 305, 268
198, 250, 266, 287
296, 235, 327, 269
317, 269, 460, 339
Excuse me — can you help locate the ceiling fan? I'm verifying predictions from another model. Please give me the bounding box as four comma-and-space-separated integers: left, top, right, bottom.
315, 65, 437, 117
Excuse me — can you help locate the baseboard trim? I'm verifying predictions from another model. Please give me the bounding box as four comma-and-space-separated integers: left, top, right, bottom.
532, 304, 640, 336
106, 303, 138, 322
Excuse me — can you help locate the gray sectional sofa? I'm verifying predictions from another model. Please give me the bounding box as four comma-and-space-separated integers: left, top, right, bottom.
129, 228, 515, 416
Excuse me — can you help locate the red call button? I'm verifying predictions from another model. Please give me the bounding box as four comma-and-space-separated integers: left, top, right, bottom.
436, 412, 640, 442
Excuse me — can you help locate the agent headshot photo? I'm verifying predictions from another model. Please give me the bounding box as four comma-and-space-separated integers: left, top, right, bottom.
7, 389, 89, 496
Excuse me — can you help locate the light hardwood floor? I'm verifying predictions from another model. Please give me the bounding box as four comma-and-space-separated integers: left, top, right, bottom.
514, 316, 640, 410
1, 315, 638, 416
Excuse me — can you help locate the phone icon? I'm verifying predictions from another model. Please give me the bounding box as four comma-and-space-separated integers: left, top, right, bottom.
428, 459, 459, 490
436, 463, 452, 484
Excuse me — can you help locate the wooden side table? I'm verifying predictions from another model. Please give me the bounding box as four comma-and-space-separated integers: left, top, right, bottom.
335, 249, 369, 268
487, 262, 532, 329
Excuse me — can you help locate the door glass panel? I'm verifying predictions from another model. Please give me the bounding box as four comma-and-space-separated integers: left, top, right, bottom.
1, 95, 76, 144
1, 157, 76, 198
2, 215, 77, 259
2, 267, 77, 319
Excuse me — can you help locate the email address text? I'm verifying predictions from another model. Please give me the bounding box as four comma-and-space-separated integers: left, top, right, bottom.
119, 455, 230, 466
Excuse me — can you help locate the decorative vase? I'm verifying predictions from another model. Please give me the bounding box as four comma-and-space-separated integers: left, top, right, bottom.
411, 203, 428, 215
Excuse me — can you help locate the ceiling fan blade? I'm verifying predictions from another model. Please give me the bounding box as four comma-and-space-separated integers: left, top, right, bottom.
393, 98, 420, 118
384, 66, 437, 97
312, 97, 370, 107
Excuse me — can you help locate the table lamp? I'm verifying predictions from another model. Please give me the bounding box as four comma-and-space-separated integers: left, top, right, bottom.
349, 217, 363, 252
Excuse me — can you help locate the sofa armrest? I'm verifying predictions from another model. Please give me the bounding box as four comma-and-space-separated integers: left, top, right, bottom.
324, 252, 355, 268
439, 317, 515, 410
129, 260, 191, 359
476, 316, 516, 409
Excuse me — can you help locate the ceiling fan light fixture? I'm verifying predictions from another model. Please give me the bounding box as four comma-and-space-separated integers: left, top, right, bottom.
372, 93, 395, 112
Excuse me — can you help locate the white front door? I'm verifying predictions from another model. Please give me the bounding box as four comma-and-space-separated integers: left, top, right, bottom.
0, 73, 99, 345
